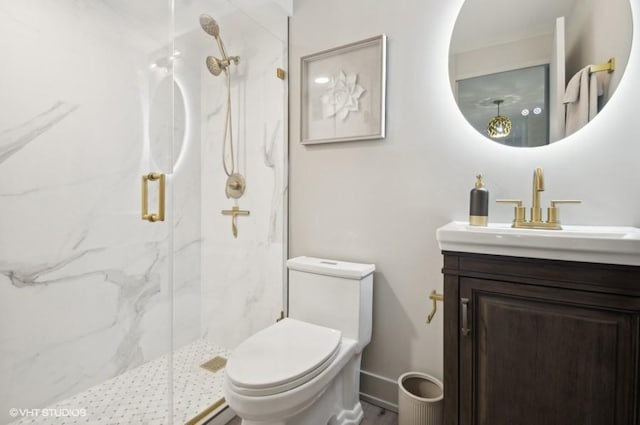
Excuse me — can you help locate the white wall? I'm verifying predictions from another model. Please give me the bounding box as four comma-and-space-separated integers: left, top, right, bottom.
289, 0, 640, 406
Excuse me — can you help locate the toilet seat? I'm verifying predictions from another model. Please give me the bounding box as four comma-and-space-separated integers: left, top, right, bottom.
225, 318, 342, 397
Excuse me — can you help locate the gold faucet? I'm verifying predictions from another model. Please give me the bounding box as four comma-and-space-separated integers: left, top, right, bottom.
531, 167, 544, 223
497, 167, 581, 230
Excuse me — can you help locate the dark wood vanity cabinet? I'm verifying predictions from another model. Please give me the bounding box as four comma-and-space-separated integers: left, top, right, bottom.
442, 252, 640, 425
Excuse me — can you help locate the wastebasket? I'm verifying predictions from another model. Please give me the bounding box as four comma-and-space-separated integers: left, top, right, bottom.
397, 372, 443, 425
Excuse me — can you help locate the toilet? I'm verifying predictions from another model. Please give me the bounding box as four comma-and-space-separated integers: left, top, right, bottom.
224, 256, 375, 425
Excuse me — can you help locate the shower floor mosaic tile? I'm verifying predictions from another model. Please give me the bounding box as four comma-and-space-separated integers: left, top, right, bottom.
11, 339, 230, 425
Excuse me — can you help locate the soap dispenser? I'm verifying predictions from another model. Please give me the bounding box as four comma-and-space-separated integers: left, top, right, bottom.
469, 174, 489, 226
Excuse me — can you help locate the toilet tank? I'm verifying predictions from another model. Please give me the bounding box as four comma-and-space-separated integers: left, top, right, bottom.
287, 256, 375, 352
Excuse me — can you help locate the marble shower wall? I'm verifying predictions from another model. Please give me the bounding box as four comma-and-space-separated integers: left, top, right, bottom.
0, 1, 202, 422
199, 7, 288, 349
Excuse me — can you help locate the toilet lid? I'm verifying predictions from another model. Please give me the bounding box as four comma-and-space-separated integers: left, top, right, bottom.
226, 318, 342, 396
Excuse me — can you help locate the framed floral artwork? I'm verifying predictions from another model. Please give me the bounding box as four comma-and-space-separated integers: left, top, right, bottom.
300, 35, 387, 144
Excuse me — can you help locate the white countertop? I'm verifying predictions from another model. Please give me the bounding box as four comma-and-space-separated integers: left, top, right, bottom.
436, 221, 640, 266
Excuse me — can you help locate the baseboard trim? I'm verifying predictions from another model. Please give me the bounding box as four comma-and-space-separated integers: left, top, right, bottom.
360, 392, 399, 413
360, 369, 397, 385
359, 369, 399, 413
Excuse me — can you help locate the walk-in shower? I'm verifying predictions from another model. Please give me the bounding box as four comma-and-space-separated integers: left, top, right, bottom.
0, 1, 288, 424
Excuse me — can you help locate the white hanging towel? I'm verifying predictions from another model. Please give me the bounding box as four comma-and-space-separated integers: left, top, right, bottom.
563, 65, 603, 137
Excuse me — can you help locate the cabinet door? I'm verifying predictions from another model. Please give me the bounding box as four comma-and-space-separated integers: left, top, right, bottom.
459, 277, 639, 425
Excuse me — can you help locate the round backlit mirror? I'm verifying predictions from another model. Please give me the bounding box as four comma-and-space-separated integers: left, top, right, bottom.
149, 77, 187, 172
449, 0, 632, 147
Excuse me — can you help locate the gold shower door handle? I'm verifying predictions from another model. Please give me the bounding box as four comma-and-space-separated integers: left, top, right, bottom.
142, 173, 165, 222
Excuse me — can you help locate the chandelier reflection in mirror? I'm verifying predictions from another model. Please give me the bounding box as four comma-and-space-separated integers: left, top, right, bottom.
487, 99, 511, 138
456, 65, 549, 147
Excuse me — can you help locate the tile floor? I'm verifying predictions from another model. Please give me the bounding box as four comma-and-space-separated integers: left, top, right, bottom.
361, 401, 398, 425
224, 401, 398, 425
9, 336, 396, 425
11, 339, 229, 425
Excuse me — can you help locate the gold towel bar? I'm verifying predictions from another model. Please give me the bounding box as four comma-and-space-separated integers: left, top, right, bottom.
590, 58, 615, 74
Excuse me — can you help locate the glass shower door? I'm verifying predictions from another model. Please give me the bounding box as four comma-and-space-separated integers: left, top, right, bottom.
0, 1, 174, 423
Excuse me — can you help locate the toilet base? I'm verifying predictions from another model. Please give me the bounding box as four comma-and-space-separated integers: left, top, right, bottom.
329, 401, 363, 425
240, 403, 362, 425
235, 352, 364, 425
239, 402, 363, 425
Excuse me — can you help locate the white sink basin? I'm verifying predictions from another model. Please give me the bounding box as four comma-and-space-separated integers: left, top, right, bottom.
436, 221, 640, 266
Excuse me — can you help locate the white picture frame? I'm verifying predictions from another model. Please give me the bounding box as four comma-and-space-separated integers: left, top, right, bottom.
300, 34, 387, 144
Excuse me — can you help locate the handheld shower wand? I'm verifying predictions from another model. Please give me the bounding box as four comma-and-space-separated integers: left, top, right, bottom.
200, 14, 244, 199
199, 14, 239, 76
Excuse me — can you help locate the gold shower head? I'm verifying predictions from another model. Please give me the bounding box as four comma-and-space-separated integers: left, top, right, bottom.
206, 56, 224, 76
199, 14, 220, 38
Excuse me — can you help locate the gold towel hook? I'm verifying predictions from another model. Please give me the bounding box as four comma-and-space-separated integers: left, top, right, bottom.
427, 290, 444, 324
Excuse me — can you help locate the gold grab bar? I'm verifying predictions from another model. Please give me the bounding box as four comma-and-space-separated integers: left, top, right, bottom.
589, 58, 615, 74
142, 173, 165, 222
427, 290, 444, 324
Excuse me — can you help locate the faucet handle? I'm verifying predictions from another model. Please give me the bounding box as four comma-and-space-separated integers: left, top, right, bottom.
547, 200, 582, 225
497, 199, 523, 205
549, 200, 582, 207
496, 199, 526, 225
